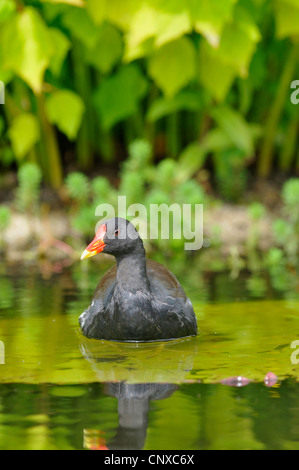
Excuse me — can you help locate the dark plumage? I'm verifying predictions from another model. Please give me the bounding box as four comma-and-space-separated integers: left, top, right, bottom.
79, 218, 197, 342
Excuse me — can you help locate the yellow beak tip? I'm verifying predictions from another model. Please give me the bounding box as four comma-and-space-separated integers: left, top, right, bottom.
81, 249, 95, 260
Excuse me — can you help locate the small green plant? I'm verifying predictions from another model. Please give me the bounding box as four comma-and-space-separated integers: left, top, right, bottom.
152, 159, 176, 193
65, 172, 118, 235
65, 172, 90, 206
213, 149, 248, 202
15, 163, 42, 212
272, 178, 299, 265
246, 275, 267, 298
127, 139, 152, 170
72, 206, 97, 237
65, 139, 207, 256
282, 178, 299, 224
246, 202, 266, 271
91, 176, 117, 206
119, 139, 152, 205
175, 180, 205, 205
0, 206, 11, 239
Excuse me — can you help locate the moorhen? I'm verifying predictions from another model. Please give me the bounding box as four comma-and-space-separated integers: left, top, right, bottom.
79, 217, 197, 342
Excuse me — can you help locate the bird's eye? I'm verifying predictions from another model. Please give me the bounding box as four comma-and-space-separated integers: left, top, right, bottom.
114, 230, 119, 236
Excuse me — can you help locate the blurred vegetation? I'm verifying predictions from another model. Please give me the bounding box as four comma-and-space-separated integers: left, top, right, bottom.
0, 0, 298, 190
0, 0, 299, 275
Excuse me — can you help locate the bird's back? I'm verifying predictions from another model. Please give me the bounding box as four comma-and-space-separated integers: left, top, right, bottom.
79, 259, 197, 341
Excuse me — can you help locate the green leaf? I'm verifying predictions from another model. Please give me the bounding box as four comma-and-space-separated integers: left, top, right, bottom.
124, 3, 156, 52
146, 0, 185, 14
45, 90, 85, 140
93, 64, 148, 130
86, 0, 107, 25
0, 0, 16, 23
274, 0, 299, 38
154, 9, 191, 47
280, 0, 299, 5
191, 0, 237, 47
84, 22, 123, 73
2, 7, 53, 93
0, 206, 11, 231
218, 5, 261, 77
106, 0, 140, 31
198, 4, 260, 97
0, 61, 13, 85
124, 3, 191, 61
201, 128, 235, 152
148, 37, 196, 97
198, 39, 236, 102
176, 142, 207, 182
211, 105, 254, 155
48, 28, 71, 76
62, 6, 100, 48
9, 114, 40, 159
42, 0, 84, 5
147, 91, 202, 122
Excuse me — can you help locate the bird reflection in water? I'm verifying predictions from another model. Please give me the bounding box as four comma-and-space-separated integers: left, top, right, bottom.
84, 382, 177, 450
79, 335, 198, 450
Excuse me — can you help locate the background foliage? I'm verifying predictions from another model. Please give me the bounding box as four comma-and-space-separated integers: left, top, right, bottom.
0, 0, 298, 192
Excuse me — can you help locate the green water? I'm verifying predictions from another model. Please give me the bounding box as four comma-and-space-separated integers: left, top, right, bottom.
1, 261, 299, 450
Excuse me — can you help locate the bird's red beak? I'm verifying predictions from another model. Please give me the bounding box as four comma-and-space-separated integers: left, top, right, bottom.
81, 224, 107, 260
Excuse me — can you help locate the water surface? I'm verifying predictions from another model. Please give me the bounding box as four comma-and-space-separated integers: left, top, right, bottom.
0, 261, 299, 449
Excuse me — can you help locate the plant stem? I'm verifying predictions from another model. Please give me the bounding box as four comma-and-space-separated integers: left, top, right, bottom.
98, 129, 115, 163
279, 116, 298, 172
36, 93, 63, 189
257, 43, 299, 177
167, 112, 180, 158
72, 40, 95, 170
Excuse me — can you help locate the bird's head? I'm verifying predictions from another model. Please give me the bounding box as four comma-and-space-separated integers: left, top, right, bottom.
81, 217, 143, 260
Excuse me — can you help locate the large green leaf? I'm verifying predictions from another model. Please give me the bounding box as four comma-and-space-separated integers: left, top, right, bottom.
211, 105, 254, 155
0, 58, 13, 85
9, 114, 40, 159
86, 0, 107, 25
1, 7, 53, 93
198, 4, 260, 99
62, 6, 100, 48
0, 0, 15, 23
45, 90, 85, 140
154, 9, 191, 47
274, 0, 299, 38
191, 0, 237, 47
147, 91, 202, 122
124, 3, 191, 61
40, 0, 84, 5
93, 64, 148, 129
218, 5, 261, 77
84, 22, 123, 73
148, 37, 196, 97
105, 0, 140, 31
48, 28, 71, 76
198, 39, 237, 102
176, 142, 207, 182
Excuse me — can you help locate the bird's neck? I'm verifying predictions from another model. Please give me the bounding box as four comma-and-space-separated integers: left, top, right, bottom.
115, 249, 150, 293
